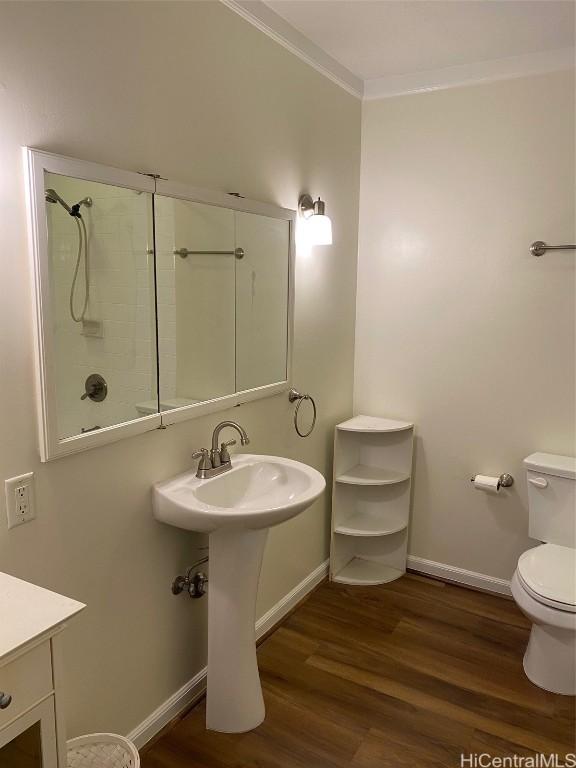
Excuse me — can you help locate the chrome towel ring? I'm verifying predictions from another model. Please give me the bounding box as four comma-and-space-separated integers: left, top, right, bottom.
288, 388, 317, 438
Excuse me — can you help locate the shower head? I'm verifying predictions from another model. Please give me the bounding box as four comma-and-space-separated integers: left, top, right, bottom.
45, 188, 92, 217
45, 188, 73, 215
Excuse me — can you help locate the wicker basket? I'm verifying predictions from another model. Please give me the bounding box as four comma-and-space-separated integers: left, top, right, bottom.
67, 733, 140, 768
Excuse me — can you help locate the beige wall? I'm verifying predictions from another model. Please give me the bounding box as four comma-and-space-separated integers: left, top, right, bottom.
0, 1, 360, 736
355, 70, 575, 581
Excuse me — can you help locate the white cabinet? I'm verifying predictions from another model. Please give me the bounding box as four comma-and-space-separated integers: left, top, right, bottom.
330, 415, 414, 585
0, 573, 85, 767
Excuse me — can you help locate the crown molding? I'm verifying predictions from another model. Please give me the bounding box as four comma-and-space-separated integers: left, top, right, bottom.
220, 1, 573, 103
364, 47, 575, 100
220, 0, 364, 99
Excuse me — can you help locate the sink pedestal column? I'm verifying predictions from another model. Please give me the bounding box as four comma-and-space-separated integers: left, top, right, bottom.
206, 527, 269, 732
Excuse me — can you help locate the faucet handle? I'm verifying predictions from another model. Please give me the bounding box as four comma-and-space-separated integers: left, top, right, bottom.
192, 448, 212, 471
220, 439, 236, 464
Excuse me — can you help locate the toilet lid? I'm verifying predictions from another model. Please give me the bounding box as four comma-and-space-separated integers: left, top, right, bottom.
518, 544, 576, 611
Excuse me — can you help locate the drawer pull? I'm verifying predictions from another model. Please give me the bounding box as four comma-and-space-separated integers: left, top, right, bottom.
0, 692, 12, 709
528, 477, 548, 489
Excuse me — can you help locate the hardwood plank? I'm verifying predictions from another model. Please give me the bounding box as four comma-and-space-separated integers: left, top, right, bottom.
289, 604, 541, 708
284, 605, 555, 719
305, 635, 574, 747
382, 575, 527, 627
351, 727, 457, 768
145, 693, 354, 768
258, 625, 320, 663
307, 654, 572, 755
468, 731, 539, 760
394, 607, 530, 658
379, 619, 554, 713
299, 581, 528, 656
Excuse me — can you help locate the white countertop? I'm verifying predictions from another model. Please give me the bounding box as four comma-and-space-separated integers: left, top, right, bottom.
0, 572, 85, 661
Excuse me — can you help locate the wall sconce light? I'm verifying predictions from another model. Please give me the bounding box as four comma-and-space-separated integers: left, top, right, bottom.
298, 194, 333, 246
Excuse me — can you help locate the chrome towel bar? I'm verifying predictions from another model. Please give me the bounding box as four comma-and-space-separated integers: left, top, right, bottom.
174, 247, 244, 259
530, 241, 576, 257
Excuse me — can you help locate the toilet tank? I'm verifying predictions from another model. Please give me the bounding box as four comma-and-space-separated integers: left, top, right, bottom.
524, 453, 576, 547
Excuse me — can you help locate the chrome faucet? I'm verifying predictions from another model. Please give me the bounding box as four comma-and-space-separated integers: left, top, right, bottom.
192, 421, 250, 479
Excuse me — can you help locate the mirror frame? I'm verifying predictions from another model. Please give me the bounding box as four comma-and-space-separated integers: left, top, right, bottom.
24, 148, 295, 461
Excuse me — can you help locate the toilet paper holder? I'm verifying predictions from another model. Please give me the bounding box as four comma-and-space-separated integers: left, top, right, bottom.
470, 473, 514, 489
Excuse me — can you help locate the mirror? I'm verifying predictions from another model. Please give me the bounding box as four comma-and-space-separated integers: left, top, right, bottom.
25, 150, 294, 460
155, 196, 290, 415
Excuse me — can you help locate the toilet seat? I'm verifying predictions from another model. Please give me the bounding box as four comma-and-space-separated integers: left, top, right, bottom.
517, 544, 576, 613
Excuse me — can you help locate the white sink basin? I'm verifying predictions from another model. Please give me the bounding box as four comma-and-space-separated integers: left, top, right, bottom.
153, 454, 325, 532
152, 453, 325, 734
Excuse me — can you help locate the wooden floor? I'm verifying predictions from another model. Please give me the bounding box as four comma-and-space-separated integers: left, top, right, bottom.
142, 575, 575, 767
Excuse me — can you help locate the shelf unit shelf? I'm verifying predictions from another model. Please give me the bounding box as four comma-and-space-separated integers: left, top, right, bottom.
336, 416, 414, 434
336, 465, 410, 486
332, 558, 404, 586
334, 509, 408, 537
330, 414, 414, 586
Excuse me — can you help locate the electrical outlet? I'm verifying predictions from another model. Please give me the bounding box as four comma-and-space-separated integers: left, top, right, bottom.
5, 472, 35, 529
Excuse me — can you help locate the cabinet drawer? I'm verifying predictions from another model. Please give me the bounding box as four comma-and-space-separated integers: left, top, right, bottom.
0, 642, 53, 729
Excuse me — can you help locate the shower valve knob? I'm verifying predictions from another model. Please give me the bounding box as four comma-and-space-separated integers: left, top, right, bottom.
81, 373, 108, 402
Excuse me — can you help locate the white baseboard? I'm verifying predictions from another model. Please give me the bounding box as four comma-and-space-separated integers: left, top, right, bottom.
127, 559, 329, 749
127, 667, 207, 750
407, 555, 511, 597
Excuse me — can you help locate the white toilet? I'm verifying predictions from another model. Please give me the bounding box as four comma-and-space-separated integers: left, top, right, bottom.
511, 452, 576, 696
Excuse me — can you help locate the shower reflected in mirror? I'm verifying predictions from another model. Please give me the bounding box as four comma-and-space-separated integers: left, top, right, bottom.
44, 171, 158, 439
45, 187, 92, 322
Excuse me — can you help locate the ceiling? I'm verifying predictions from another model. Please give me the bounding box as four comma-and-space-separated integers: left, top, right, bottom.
261, 0, 575, 81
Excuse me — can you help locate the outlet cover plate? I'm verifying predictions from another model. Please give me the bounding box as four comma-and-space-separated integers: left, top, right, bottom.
5, 472, 35, 529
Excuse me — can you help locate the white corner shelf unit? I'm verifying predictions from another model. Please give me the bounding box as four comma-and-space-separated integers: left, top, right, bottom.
330, 415, 414, 586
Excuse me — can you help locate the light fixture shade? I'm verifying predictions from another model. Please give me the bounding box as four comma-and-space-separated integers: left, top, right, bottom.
307, 213, 333, 246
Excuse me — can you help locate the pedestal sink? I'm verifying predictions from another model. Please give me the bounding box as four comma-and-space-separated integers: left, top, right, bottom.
153, 454, 325, 733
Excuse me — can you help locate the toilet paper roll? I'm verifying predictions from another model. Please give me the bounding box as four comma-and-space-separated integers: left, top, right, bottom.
473, 474, 501, 493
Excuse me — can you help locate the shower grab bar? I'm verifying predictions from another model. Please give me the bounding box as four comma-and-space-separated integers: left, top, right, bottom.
174, 247, 244, 259
530, 241, 576, 257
